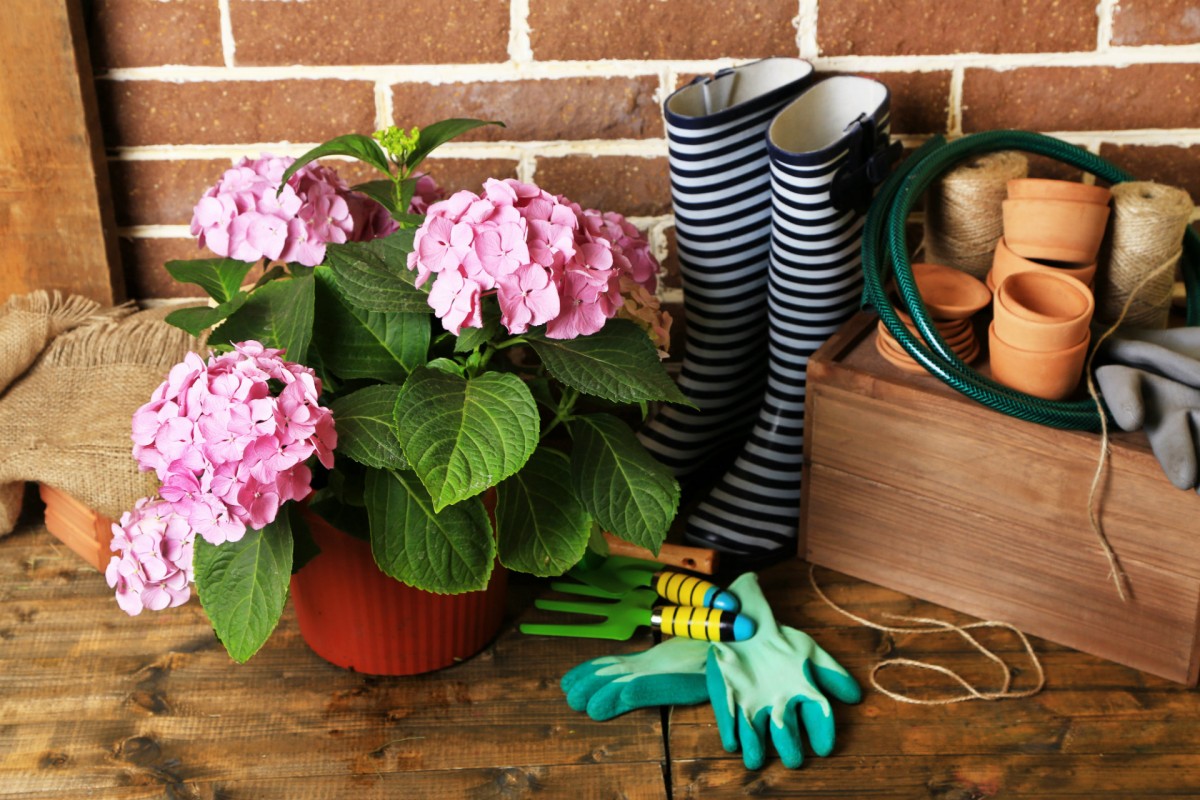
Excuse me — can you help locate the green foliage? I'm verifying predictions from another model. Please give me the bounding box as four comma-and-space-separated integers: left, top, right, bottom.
281, 133, 392, 186
496, 448, 592, 576
214, 271, 315, 362
329, 385, 408, 470
313, 268, 428, 382
165, 259, 255, 303
323, 241, 430, 314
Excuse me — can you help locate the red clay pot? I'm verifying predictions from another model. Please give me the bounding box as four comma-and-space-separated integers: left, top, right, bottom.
1007, 178, 1112, 206
994, 270, 1094, 352
291, 507, 507, 676
1001, 198, 1110, 265
988, 321, 1091, 401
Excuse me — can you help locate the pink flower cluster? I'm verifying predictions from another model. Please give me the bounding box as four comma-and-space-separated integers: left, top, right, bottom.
190, 155, 443, 267
408, 179, 660, 339
131, 341, 336, 547
106, 497, 194, 616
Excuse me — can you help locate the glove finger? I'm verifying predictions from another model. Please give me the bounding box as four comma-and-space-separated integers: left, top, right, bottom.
585, 679, 634, 721
770, 699, 805, 769
705, 651, 739, 753
561, 657, 608, 695
801, 661, 838, 757
809, 646, 864, 705
738, 707, 770, 770
1094, 365, 1147, 431
617, 673, 709, 714
565, 669, 615, 713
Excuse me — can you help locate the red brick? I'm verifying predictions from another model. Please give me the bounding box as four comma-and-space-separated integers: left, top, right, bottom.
818, 0, 1097, 55
109, 159, 231, 226
533, 156, 670, 217
530, 0, 798, 60
827, 71, 951, 135
392, 77, 662, 141
97, 80, 377, 146
1025, 154, 1084, 182
419, 158, 520, 194
1098, 144, 1200, 205
120, 237, 211, 299
228, 0, 508, 66
1113, 0, 1200, 46
962, 65, 1200, 132
87, 0, 223, 69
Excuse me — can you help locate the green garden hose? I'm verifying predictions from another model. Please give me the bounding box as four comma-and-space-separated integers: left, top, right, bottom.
861, 130, 1200, 432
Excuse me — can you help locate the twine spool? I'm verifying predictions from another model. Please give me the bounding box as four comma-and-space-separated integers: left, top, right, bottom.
1097, 181, 1194, 330
923, 151, 1028, 280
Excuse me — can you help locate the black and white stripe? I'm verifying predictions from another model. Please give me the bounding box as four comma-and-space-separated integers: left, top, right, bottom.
685, 76, 893, 558
637, 58, 815, 475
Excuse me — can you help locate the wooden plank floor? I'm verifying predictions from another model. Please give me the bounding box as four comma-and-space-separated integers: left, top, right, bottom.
3, 523, 1200, 798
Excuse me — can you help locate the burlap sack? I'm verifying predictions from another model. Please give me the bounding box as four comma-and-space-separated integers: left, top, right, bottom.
0, 305, 200, 534
0, 291, 110, 392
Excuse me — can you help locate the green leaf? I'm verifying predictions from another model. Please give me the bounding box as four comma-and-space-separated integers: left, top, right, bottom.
253, 264, 288, 288
313, 267, 429, 381
496, 448, 592, 576
406, 118, 505, 170
288, 504, 320, 574
330, 385, 408, 469
568, 413, 679, 552
194, 518, 293, 663
453, 300, 501, 353
165, 293, 248, 337
281, 134, 391, 188
165, 259, 255, 303
352, 179, 400, 214
213, 272, 315, 362
323, 241, 429, 314
359, 228, 417, 271
528, 319, 692, 406
398, 177, 416, 215
394, 367, 539, 511
366, 468, 495, 593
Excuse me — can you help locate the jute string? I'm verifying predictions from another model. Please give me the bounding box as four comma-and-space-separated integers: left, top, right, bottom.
1082, 251, 1183, 602
1096, 181, 1194, 330
924, 151, 1028, 280
808, 566, 1045, 704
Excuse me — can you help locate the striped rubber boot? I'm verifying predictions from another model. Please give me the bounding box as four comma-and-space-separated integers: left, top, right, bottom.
684, 76, 899, 561
637, 58, 815, 476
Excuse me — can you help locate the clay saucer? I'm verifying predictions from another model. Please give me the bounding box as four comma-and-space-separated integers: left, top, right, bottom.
909, 262, 993, 320
874, 332, 928, 374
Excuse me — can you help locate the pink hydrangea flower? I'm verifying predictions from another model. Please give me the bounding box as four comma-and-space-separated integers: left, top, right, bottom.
130, 341, 337, 545
106, 497, 194, 616
407, 178, 662, 341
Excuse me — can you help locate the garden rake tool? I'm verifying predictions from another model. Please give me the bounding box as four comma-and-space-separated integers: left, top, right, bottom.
519, 580, 755, 642
570, 554, 741, 611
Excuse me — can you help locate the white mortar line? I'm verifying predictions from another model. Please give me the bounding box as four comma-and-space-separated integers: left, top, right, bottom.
216, 0, 236, 68
373, 82, 393, 132
140, 296, 209, 309
517, 151, 537, 183
120, 225, 193, 238
796, 0, 819, 60
660, 288, 684, 305
947, 67, 964, 136
508, 0, 534, 63
1096, 0, 1119, 52
107, 139, 671, 162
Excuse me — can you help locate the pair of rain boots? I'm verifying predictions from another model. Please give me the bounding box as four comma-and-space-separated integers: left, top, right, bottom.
638, 58, 899, 565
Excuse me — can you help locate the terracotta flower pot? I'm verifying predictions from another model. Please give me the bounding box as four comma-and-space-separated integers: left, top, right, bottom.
994, 270, 1094, 352
1002, 198, 1110, 264
291, 508, 508, 676
988, 321, 1091, 400
988, 237, 1097, 292
909, 262, 992, 320
1007, 178, 1112, 206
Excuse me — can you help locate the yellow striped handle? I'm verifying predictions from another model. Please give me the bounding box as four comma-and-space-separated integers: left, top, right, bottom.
653, 571, 740, 611
652, 605, 754, 642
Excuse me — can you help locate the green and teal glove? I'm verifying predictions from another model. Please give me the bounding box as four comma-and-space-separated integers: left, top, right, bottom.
705, 573, 862, 769
561, 636, 710, 721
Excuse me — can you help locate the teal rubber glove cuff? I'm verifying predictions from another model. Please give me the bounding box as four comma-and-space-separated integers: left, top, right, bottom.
706, 573, 862, 770
561, 636, 710, 721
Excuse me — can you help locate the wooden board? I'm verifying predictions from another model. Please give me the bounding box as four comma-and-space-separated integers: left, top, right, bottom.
801, 312, 1200, 686
0, 0, 122, 304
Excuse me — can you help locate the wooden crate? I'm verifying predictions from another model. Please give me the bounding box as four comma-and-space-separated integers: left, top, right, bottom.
801, 313, 1200, 686
39, 484, 113, 572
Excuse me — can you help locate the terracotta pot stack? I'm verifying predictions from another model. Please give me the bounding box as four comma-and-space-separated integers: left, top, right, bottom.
987, 178, 1109, 399
877, 262, 991, 373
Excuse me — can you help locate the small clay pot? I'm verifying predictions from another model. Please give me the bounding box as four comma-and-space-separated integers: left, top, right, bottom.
907, 262, 992, 320
990, 237, 1097, 291
1007, 178, 1112, 206
1002, 198, 1111, 264
994, 270, 1094, 352
988, 321, 1091, 400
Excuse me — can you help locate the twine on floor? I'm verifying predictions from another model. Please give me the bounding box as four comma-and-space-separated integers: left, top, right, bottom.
1096, 181, 1193, 330
809, 565, 1045, 705
1082, 251, 1182, 602
923, 151, 1028, 280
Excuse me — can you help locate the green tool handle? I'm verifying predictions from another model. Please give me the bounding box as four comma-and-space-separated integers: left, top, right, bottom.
862, 129, 1200, 433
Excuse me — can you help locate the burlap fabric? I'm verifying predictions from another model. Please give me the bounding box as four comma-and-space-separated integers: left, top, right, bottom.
0, 301, 200, 534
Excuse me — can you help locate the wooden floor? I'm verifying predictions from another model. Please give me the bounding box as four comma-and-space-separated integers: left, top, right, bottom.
2, 523, 1199, 799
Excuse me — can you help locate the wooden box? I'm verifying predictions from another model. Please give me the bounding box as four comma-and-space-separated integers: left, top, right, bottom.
39, 484, 113, 572
801, 313, 1200, 685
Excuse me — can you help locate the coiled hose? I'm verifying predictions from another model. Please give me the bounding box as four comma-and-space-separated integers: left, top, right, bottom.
861, 130, 1200, 432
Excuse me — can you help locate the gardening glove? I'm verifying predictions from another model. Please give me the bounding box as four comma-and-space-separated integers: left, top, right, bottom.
561, 635, 710, 721
1095, 364, 1200, 490
1098, 326, 1200, 388
706, 573, 862, 770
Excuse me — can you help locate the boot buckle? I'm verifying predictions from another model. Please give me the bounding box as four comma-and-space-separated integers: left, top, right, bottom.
830, 113, 902, 213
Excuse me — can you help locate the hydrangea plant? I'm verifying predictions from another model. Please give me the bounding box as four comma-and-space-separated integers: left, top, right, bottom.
113, 119, 689, 663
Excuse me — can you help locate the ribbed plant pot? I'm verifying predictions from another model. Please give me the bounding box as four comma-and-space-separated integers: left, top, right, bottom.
291, 508, 508, 676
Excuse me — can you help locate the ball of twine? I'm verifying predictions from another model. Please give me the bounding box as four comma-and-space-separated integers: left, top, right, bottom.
1096, 181, 1194, 330
923, 151, 1028, 280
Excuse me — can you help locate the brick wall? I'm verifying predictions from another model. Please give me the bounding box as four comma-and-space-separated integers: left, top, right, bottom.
86, 0, 1200, 310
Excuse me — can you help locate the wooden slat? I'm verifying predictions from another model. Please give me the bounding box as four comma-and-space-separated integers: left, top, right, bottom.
0, 0, 122, 304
